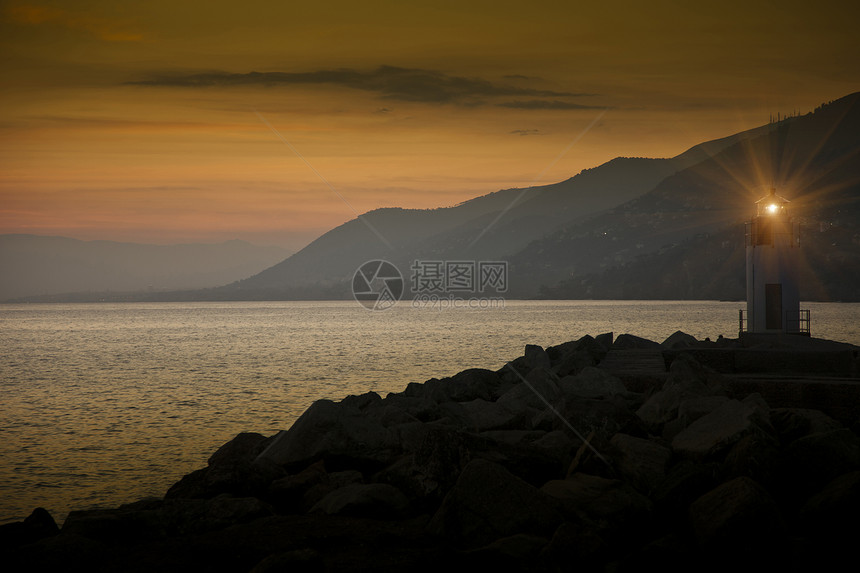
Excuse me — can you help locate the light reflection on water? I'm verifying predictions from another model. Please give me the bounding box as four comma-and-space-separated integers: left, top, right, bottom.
1, 300, 858, 525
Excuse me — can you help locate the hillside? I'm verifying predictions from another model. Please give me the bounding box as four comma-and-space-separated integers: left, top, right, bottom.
520, 92, 860, 300
211, 121, 777, 299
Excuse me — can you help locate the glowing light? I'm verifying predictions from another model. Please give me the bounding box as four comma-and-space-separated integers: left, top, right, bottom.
766, 203, 779, 214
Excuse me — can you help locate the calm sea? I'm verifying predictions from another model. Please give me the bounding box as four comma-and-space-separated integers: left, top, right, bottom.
2, 300, 858, 525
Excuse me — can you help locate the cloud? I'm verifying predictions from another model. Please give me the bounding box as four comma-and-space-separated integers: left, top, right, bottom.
4, 2, 143, 42
498, 100, 606, 110
131, 65, 598, 107
510, 129, 542, 136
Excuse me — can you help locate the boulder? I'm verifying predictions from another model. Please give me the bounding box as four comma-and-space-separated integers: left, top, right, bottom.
799, 471, 860, 543
444, 398, 526, 432
609, 433, 672, 494
524, 344, 552, 371
541, 473, 653, 538
651, 460, 720, 524
779, 428, 860, 502
254, 399, 401, 471
497, 367, 560, 411
636, 353, 724, 431
0, 507, 59, 550
769, 408, 843, 444
166, 432, 284, 500
310, 483, 410, 518
688, 477, 784, 554
613, 334, 661, 349
266, 460, 329, 512
559, 367, 628, 400
427, 459, 563, 548
661, 330, 698, 349
671, 398, 773, 461
541, 521, 609, 569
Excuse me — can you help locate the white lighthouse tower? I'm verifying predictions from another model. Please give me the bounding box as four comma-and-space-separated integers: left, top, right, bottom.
740, 188, 810, 336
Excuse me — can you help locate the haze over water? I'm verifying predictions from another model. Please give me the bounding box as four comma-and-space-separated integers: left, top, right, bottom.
2, 300, 859, 525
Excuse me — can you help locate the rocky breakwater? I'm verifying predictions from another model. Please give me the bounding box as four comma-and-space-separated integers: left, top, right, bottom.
4, 332, 860, 572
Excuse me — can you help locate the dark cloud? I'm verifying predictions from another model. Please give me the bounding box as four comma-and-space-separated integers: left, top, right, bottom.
510, 129, 542, 136
130, 65, 596, 107
498, 100, 606, 110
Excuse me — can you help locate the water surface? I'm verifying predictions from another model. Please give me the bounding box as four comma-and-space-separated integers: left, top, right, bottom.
2, 300, 857, 524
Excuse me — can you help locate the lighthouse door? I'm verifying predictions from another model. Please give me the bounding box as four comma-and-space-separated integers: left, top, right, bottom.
765, 283, 783, 330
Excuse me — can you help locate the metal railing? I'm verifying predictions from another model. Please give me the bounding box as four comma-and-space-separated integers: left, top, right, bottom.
738, 308, 810, 335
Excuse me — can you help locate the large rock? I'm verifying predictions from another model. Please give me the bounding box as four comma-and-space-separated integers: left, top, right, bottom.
406, 369, 503, 403
688, 477, 784, 554
62, 495, 273, 540
310, 483, 409, 518
609, 433, 672, 494
779, 428, 860, 502
769, 408, 843, 444
255, 398, 401, 471
497, 367, 561, 411
671, 397, 773, 461
0, 507, 59, 550
636, 353, 725, 431
799, 471, 860, 544
661, 330, 698, 349
559, 367, 628, 400
427, 459, 563, 548
541, 473, 652, 540
524, 344, 552, 371
651, 460, 720, 524
613, 334, 661, 349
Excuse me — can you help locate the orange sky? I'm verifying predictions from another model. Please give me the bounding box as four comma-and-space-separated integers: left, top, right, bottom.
1, 0, 858, 249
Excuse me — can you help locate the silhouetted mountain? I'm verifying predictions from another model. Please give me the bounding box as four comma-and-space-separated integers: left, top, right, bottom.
18, 92, 859, 303
213, 120, 778, 299
0, 236, 290, 301
528, 92, 860, 300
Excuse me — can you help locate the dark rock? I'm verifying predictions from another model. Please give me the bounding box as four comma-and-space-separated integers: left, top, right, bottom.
267, 460, 329, 513
613, 334, 661, 349
0, 507, 59, 550
255, 399, 401, 471
671, 397, 773, 461
688, 476, 785, 555
555, 395, 648, 441
62, 495, 273, 541
310, 483, 410, 518
652, 460, 720, 527
722, 433, 782, 487
208, 432, 270, 467
559, 367, 628, 400
609, 433, 672, 494
524, 344, 552, 371
541, 473, 653, 542
541, 521, 609, 570
249, 548, 323, 573
769, 407, 843, 444
661, 330, 698, 349
412, 426, 473, 498
427, 459, 563, 548
461, 533, 550, 570
799, 471, 860, 544
636, 353, 725, 432
778, 428, 860, 503
497, 367, 560, 412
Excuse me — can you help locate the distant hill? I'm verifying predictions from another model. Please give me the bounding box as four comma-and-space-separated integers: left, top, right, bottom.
0, 236, 290, 301
14, 91, 859, 303
202, 120, 777, 300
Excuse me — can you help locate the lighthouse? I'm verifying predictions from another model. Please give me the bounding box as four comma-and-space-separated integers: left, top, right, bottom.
740, 189, 810, 336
